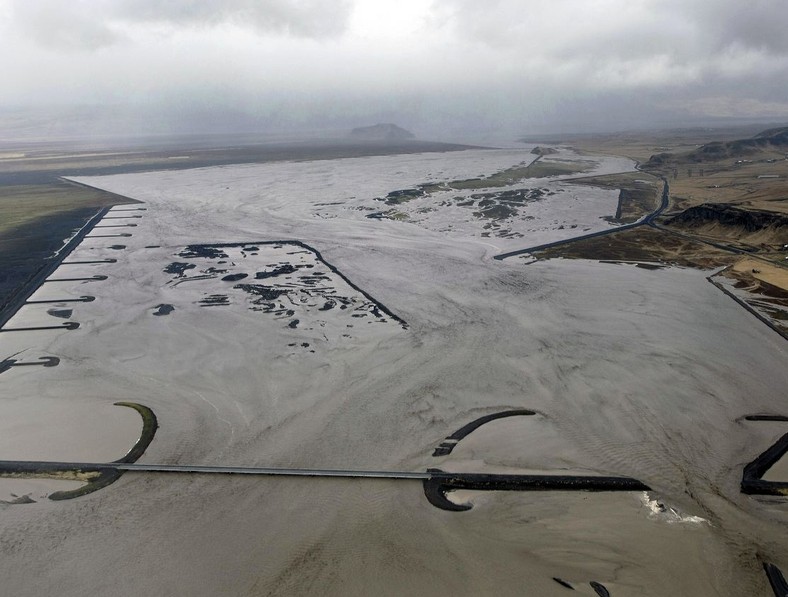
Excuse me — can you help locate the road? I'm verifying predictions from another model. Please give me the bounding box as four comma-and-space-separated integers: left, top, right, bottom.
0, 460, 648, 491
0, 460, 432, 480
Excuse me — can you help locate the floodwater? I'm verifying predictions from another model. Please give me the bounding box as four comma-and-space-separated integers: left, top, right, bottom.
0, 147, 787, 595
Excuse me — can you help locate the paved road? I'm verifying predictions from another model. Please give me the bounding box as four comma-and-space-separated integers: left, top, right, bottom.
0, 460, 432, 480
0, 460, 648, 489
118, 462, 432, 479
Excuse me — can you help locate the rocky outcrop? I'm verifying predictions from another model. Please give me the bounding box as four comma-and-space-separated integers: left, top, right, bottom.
666, 203, 788, 233
530, 146, 558, 156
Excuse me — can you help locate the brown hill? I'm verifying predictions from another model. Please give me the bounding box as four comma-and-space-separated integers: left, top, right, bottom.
645, 127, 788, 167
665, 203, 788, 246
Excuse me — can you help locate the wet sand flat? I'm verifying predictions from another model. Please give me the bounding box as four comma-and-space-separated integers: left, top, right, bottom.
1, 148, 787, 595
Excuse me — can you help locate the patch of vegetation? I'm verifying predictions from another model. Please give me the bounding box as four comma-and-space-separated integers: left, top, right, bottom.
612, 187, 657, 223
365, 209, 409, 221
0, 470, 102, 484
571, 172, 660, 224
0, 180, 138, 316
112, 402, 158, 464
0, 180, 136, 238
470, 188, 552, 204
449, 159, 592, 190
379, 188, 426, 205
474, 204, 518, 220
371, 159, 593, 206
534, 226, 736, 269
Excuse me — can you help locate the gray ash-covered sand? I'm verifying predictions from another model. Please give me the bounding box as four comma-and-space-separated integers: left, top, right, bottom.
1, 147, 787, 595
161, 242, 403, 346
709, 270, 788, 340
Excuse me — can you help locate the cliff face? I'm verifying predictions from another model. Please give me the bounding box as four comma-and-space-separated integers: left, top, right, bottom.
666, 203, 788, 233
349, 123, 415, 141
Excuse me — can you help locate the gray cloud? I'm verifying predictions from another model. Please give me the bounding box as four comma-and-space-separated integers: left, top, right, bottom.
1, 0, 786, 139
9, 1, 121, 51
113, 0, 353, 38
667, 0, 788, 54
8, 0, 352, 51
438, 0, 788, 81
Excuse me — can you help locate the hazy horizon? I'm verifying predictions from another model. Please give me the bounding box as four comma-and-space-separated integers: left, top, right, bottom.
2, 0, 788, 143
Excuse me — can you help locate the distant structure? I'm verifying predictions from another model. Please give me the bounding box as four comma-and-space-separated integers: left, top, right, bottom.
349, 123, 415, 141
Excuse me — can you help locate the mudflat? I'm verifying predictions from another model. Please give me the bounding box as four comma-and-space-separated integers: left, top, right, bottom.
0, 137, 787, 595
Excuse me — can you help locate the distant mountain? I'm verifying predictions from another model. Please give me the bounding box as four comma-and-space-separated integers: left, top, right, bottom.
687, 127, 788, 161
646, 127, 788, 167
753, 127, 788, 141
349, 123, 415, 141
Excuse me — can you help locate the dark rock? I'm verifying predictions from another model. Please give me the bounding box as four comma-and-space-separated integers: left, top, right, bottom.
178, 245, 228, 259
164, 262, 196, 277
198, 295, 229, 307
666, 203, 787, 233
255, 265, 296, 279
531, 146, 559, 155
152, 304, 175, 316
233, 284, 287, 301
553, 578, 574, 590
221, 273, 248, 282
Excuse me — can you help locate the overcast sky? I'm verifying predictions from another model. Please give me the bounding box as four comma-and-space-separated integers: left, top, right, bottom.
2, 0, 788, 140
